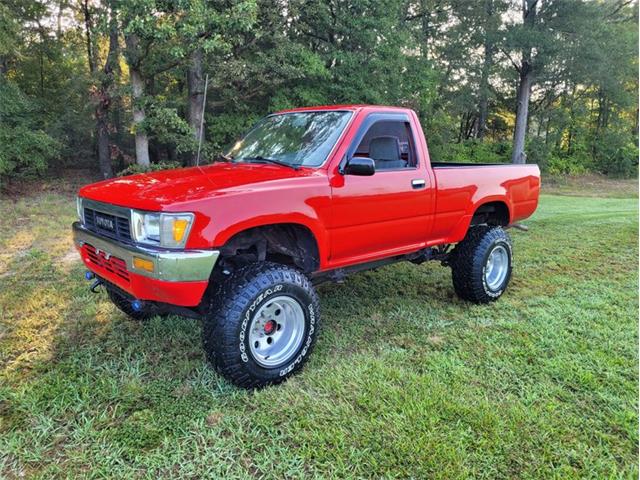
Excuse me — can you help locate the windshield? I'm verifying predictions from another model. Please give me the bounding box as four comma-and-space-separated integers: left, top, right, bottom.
227, 111, 353, 168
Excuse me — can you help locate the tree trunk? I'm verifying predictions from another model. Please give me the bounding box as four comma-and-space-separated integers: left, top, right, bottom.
95, 14, 119, 179
457, 113, 466, 143
477, 1, 494, 140
125, 33, 150, 167
187, 48, 205, 166
83, 1, 116, 178
510, 0, 537, 164
130, 67, 150, 167
82, 0, 95, 74
96, 109, 112, 178
566, 84, 576, 155
420, 0, 430, 60
544, 115, 550, 145
511, 68, 533, 164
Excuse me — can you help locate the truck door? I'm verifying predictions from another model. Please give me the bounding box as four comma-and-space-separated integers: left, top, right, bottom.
328, 113, 435, 266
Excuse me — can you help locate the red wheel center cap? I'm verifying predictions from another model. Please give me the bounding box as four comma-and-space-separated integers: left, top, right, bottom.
264, 320, 276, 335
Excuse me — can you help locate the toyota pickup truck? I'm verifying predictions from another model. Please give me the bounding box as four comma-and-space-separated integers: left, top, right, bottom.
73, 104, 540, 388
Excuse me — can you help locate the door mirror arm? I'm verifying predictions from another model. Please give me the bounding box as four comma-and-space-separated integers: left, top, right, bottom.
338, 155, 349, 175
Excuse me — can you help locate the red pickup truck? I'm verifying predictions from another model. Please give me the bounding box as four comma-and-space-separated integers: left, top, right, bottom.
73, 105, 540, 388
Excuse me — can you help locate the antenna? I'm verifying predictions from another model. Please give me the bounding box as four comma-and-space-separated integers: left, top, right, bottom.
196, 73, 209, 166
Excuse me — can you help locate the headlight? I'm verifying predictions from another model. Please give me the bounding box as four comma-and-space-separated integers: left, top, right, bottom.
76, 197, 84, 222
131, 211, 194, 248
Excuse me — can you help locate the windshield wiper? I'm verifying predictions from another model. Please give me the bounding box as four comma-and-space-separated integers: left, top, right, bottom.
241, 156, 300, 170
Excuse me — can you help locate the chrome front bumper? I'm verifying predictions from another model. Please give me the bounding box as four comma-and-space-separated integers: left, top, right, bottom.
72, 222, 219, 282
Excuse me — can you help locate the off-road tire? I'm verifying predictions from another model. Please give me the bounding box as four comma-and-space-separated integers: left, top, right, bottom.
202, 262, 321, 389
107, 287, 153, 321
450, 225, 513, 303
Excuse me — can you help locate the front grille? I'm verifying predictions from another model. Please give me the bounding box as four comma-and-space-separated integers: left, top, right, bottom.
83, 243, 130, 282
84, 208, 132, 243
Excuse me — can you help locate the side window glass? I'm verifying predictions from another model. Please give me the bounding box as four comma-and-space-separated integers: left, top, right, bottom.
354, 120, 417, 170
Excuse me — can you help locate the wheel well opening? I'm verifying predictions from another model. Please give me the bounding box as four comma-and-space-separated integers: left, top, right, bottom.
471, 201, 510, 227
218, 224, 320, 274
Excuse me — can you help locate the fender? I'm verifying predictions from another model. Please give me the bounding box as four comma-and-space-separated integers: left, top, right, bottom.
212, 214, 329, 270
446, 196, 511, 244
469, 195, 513, 223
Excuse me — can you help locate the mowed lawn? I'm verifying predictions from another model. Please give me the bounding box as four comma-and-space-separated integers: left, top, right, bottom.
0, 176, 638, 479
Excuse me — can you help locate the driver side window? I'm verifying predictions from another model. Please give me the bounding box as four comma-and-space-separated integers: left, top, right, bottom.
354, 120, 417, 170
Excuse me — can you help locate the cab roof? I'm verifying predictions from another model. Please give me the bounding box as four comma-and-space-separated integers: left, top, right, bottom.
274, 104, 413, 115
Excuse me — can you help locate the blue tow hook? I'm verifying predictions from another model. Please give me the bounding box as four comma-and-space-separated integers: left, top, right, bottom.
131, 299, 144, 312
85, 270, 103, 292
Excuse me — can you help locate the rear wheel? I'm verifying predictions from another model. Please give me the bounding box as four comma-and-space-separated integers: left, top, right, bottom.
450, 226, 513, 303
202, 262, 320, 389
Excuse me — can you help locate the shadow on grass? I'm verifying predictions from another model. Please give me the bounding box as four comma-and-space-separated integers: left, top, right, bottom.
1, 239, 483, 465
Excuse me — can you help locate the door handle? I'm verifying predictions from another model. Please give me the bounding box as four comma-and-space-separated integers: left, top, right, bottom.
411, 179, 426, 189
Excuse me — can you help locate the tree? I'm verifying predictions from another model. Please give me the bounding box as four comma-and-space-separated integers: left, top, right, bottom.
122, 31, 150, 166
476, 0, 505, 139
0, 1, 61, 183
501, 0, 632, 164
509, 0, 538, 164
81, 0, 119, 178
182, 0, 257, 165
0, 0, 637, 181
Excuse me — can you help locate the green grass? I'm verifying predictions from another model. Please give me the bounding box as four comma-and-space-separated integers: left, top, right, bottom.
0, 178, 638, 479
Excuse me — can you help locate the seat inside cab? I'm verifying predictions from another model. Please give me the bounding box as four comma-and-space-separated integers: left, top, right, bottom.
353, 120, 416, 170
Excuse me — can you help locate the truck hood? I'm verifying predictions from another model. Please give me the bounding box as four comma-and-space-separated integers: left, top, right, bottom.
79, 163, 319, 211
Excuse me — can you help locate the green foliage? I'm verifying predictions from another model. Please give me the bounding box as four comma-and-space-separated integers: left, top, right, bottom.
546, 155, 590, 176
594, 130, 640, 178
0, 80, 60, 184
206, 110, 264, 149
0, 0, 637, 178
430, 140, 511, 164
117, 161, 182, 177
144, 104, 196, 155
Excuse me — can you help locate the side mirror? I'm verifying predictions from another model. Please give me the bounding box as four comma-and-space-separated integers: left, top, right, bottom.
344, 157, 375, 176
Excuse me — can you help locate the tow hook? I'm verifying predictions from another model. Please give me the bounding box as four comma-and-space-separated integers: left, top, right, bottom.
131, 299, 145, 312
85, 270, 103, 293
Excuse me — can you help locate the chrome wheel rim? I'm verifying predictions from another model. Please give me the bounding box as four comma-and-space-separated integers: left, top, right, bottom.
485, 245, 509, 291
248, 295, 305, 368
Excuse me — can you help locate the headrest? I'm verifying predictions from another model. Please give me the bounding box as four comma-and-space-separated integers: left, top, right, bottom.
369, 136, 401, 161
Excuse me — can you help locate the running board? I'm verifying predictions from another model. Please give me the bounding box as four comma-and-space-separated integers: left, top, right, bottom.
311, 246, 450, 286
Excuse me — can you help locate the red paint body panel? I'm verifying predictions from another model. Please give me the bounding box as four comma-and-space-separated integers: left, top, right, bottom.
77, 104, 540, 307
431, 165, 540, 244
77, 243, 208, 306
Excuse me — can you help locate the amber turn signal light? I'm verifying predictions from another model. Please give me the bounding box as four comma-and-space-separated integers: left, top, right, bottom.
172, 218, 189, 243
133, 257, 154, 273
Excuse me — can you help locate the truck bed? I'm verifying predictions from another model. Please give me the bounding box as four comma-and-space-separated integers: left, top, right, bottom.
430, 162, 541, 244
431, 162, 522, 168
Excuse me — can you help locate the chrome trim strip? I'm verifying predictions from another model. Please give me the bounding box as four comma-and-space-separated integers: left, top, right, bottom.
72, 222, 218, 282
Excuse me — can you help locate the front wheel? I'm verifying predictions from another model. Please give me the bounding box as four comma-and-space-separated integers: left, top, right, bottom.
450, 226, 513, 303
202, 262, 320, 389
